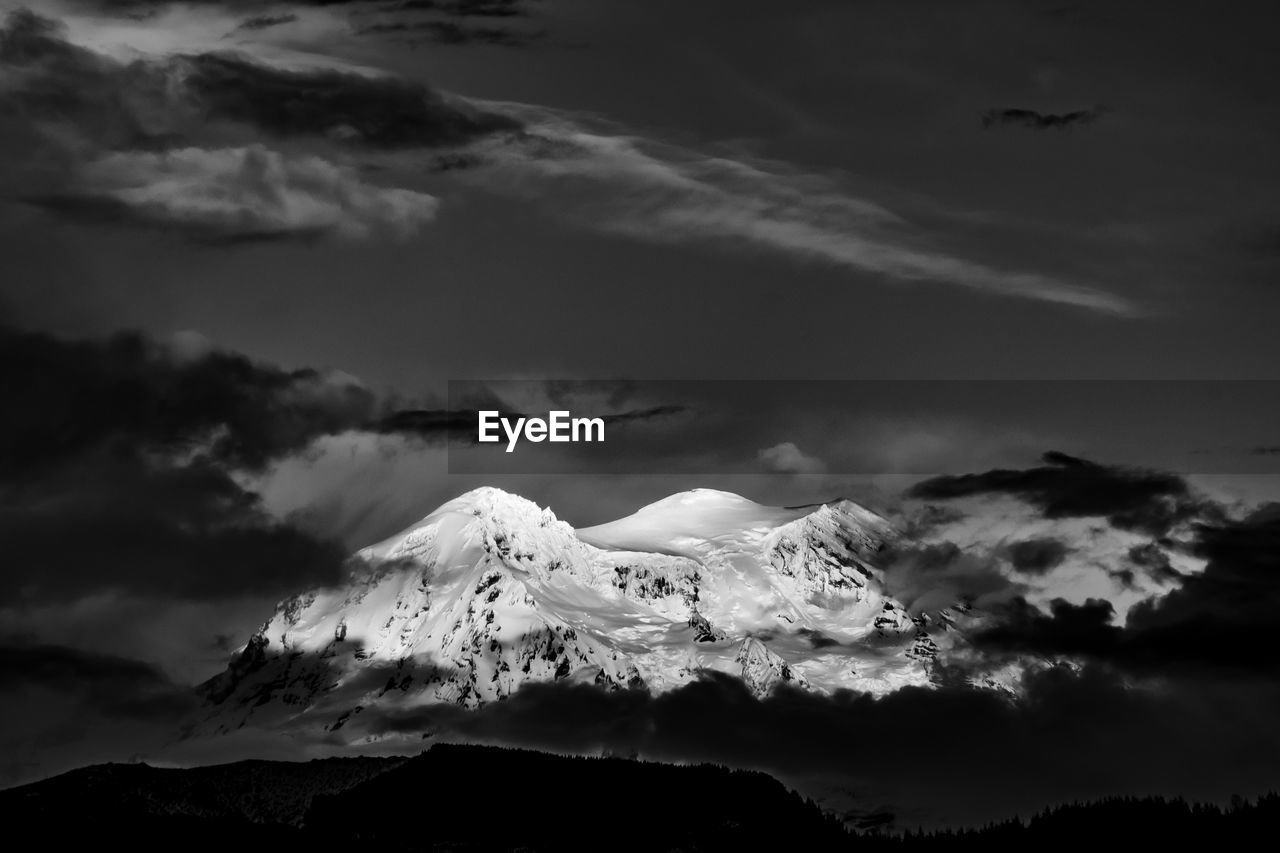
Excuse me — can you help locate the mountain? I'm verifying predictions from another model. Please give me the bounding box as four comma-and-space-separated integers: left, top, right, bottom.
0, 755, 401, 829
196, 488, 974, 738
4, 745, 1276, 848
0, 744, 850, 848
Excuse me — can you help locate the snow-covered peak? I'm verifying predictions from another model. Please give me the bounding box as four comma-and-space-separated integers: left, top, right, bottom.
638, 488, 773, 511
361, 486, 577, 565
578, 488, 817, 556
197, 486, 986, 742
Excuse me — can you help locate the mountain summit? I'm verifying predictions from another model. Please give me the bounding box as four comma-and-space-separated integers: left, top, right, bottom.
198, 488, 965, 737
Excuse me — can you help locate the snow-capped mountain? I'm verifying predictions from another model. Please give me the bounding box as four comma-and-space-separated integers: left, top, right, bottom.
198, 488, 969, 737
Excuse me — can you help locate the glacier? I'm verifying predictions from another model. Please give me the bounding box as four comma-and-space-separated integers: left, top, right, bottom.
197, 487, 982, 737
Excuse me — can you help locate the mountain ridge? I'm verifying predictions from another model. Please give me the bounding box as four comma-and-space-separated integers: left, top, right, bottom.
195, 487, 980, 741
5, 744, 1277, 846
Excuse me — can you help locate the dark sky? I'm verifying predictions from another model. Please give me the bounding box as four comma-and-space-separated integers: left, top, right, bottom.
4, 0, 1280, 386
1, 0, 1279, 822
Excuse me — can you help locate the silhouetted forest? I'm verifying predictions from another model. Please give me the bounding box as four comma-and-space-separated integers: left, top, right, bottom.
867, 794, 1280, 850
0, 743, 1274, 850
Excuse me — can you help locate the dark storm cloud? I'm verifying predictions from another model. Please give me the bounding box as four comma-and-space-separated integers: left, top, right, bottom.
4, 8, 521, 148
0, 327, 375, 477
908, 454, 1280, 678
976, 597, 1122, 659
980, 106, 1108, 130
0, 456, 351, 604
374, 408, 476, 440
908, 451, 1217, 536
878, 541, 1020, 615
0, 639, 200, 787
975, 504, 1280, 678
343, 667, 1280, 827
1003, 537, 1071, 574
0, 326, 373, 603
0, 329, 696, 604
0, 10, 515, 241
178, 52, 518, 148
234, 13, 298, 31
1108, 567, 1139, 590
0, 640, 197, 721
1123, 502, 1280, 674
1127, 541, 1184, 583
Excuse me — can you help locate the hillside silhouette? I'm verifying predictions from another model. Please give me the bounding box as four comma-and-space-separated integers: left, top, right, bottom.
0, 743, 1274, 849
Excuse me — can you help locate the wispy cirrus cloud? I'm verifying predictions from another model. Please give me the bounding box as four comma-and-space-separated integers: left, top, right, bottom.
463, 105, 1138, 316
41, 145, 439, 242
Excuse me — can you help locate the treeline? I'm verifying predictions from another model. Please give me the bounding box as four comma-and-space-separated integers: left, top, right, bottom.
866, 793, 1280, 849
1, 743, 1274, 849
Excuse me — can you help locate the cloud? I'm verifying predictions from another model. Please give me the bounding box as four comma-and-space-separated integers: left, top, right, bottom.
0, 10, 1136, 309
758, 441, 827, 475
0, 331, 695, 604
894, 503, 968, 538
976, 596, 1123, 659
0, 639, 199, 786
902, 454, 1280, 679
1124, 502, 1280, 675
465, 109, 1136, 315
317, 667, 1280, 828
878, 541, 1021, 614
0, 10, 514, 240
0, 457, 352, 605
0, 326, 376, 604
61, 0, 550, 50
0, 327, 376, 477
176, 49, 518, 148
0, 593, 287, 686
1003, 536, 1071, 574
981, 106, 1108, 130
968, 503, 1280, 679
44, 145, 440, 242
1126, 542, 1184, 583
234, 13, 299, 32
908, 451, 1217, 537
374, 408, 478, 441
0, 640, 195, 720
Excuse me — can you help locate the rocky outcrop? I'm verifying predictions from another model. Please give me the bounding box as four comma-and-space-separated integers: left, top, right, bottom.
735, 637, 808, 697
